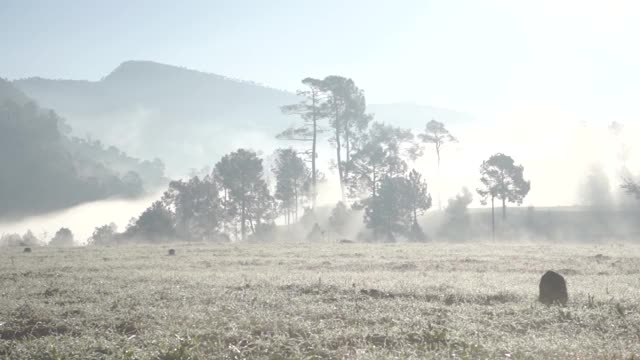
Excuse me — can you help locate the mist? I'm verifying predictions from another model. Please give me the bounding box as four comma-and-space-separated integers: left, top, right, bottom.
4, 3, 640, 358
0, 191, 163, 244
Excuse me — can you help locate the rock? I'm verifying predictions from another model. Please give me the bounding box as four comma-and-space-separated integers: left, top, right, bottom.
338, 239, 354, 244
539, 270, 567, 306
168, 249, 176, 256
23, 247, 32, 253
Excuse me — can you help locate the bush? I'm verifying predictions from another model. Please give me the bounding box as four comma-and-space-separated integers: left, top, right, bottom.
50, 228, 74, 246
88, 223, 118, 246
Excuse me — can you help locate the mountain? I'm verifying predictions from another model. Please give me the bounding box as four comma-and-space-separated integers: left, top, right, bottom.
0, 78, 166, 219
13, 61, 472, 175
0, 77, 29, 105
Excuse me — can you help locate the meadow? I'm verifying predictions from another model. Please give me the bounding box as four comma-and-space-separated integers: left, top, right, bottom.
1, 242, 639, 359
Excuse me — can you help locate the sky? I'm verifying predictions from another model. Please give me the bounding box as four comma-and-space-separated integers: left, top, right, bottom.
2, 0, 640, 207
1, 0, 640, 237
2, 0, 640, 122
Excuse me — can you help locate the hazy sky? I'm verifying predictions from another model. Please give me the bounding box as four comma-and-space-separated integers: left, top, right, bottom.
3, 0, 640, 121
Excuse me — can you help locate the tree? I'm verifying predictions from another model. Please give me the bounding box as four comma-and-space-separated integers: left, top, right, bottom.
215, 149, 274, 241
88, 223, 118, 245
278, 78, 327, 207
580, 165, 613, 208
0, 233, 23, 247
609, 121, 631, 166
439, 188, 474, 241
322, 76, 372, 202
477, 153, 530, 239
50, 227, 74, 246
328, 201, 350, 236
21, 230, 40, 246
407, 169, 433, 241
419, 120, 457, 209
363, 172, 431, 242
272, 148, 310, 224
162, 175, 221, 241
622, 176, 640, 199
124, 201, 176, 242
246, 180, 277, 236
346, 122, 414, 201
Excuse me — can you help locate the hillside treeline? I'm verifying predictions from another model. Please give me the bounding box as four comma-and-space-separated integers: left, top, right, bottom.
0, 79, 166, 217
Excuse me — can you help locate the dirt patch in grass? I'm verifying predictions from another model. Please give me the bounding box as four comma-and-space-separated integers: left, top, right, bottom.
443, 291, 521, 305
0, 304, 72, 340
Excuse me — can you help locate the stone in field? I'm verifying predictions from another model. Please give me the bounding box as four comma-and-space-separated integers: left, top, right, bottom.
539, 270, 568, 306
168, 249, 176, 256
23, 247, 32, 253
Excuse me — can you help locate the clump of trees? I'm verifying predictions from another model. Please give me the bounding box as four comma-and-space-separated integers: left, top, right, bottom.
279, 76, 372, 204
477, 153, 531, 239
90, 148, 300, 244
81, 73, 543, 244
272, 148, 311, 225
87, 223, 118, 245
328, 202, 351, 237
215, 149, 276, 241
0, 230, 42, 247
363, 171, 432, 242
49, 227, 74, 246
85, 74, 450, 244
1, 228, 80, 247
439, 188, 474, 241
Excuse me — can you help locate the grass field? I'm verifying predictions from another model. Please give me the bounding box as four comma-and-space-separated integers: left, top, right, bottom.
1, 243, 639, 359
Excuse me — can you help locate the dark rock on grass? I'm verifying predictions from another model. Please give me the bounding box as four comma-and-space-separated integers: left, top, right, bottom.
23, 247, 31, 253
339, 239, 354, 244
539, 270, 568, 306
168, 249, 176, 256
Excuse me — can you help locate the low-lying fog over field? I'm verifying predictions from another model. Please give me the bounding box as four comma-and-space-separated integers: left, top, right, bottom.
2, 1, 640, 358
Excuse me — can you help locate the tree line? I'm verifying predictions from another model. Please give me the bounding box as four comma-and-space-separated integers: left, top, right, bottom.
85, 75, 538, 244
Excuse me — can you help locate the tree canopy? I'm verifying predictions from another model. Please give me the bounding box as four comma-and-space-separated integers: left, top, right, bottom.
215, 149, 275, 241
477, 153, 530, 220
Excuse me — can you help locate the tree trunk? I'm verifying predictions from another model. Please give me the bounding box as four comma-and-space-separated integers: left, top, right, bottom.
491, 196, 495, 242
241, 182, 246, 241
387, 212, 393, 242
372, 167, 377, 198
311, 91, 318, 208
294, 179, 299, 221
241, 197, 246, 241
436, 145, 442, 210
345, 121, 350, 181
334, 104, 346, 202
502, 197, 506, 220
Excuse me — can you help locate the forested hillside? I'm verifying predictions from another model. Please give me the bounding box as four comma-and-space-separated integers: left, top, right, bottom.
0, 79, 166, 218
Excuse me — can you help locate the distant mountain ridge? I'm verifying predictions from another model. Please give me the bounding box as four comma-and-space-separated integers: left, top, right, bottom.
13, 61, 472, 175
